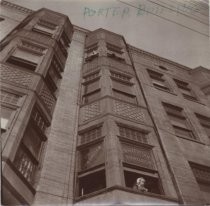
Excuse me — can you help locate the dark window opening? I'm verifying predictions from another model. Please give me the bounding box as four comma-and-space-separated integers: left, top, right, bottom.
78, 170, 106, 196
0, 17, 5, 22
6, 56, 37, 71
124, 170, 162, 195
159, 66, 168, 71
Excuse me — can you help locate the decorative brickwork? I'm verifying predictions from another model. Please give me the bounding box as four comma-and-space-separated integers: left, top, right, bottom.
82, 101, 101, 122
39, 84, 56, 114
1, 0, 33, 14
0, 64, 33, 87
121, 143, 154, 170
114, 100, 145, 122
79, 143, 104, 171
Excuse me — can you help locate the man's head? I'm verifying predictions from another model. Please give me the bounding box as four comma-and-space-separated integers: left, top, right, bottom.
136, 177, 146, 186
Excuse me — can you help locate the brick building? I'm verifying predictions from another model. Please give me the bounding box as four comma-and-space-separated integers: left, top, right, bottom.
1, 1, 210, 205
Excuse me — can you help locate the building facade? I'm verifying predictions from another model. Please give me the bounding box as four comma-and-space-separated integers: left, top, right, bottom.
1, 1, 210, 205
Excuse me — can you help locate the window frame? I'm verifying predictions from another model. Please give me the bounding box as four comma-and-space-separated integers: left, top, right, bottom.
162, 102, 196, 140
147, 69, 170, 92
174, 79, 198, 101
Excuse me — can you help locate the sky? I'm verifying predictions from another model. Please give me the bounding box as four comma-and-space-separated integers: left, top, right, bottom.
8, 0, 210, 69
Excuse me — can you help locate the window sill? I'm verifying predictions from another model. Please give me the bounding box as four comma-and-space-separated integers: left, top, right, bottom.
153, 86, 177, 96
77, 136, 105, 149
74, 185, 178, 203
183, 96, 205, 105
118, 136, 153, 149
177, 135, 205, 145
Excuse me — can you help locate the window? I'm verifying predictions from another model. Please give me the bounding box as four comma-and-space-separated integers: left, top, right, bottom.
158, 65, 168, 71
45, 67, 60, 93
195, 113, 210, 139
84, 71, 99, 82
83, 90, 100, 104
83, 78, 100, 104
0, 91, 20, 105
32, 19, 57, 37
58, 32, 70, 57
190, 162, 210, 203
13, 124, 44, 184
110, 71, 131, 83
124, 170, 162, 194
13, 107, 47, 185
78, 169, 106, 196
106, 43, 124, 61
84, 43, 99, 62
163, 103, 195, 139
80, 126, 102, 145
174, 79, 197, 101
79, 143, 104, 171
113, 90, 137, 104
112, 78, 137, 104
118, 125, 147, 144
0, 17, 5, 22
1, 107, 14, 133
147, 69, 170, 91
6, 48, 41, 71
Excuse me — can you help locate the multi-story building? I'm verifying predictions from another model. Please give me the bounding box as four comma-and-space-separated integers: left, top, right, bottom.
1, 1, 210, 205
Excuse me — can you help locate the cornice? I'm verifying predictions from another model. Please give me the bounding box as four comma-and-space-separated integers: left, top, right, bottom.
1, 0, 34, 14
128, 44, 192, 72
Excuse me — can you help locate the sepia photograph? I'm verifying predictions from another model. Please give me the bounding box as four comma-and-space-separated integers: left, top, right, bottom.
0, 0, 210, 205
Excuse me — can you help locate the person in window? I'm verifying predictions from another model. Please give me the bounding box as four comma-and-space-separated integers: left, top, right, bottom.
133, 177, 148, 192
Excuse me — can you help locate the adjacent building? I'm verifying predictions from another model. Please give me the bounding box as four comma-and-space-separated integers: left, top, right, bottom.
1, 1, 210, 205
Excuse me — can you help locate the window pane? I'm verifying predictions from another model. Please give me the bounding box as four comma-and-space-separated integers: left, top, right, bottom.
80, 127, 102, 144
119, 125, 147, 143
14, 146, 37, 184
173, 126, 195, 139
23, 126, 42, 159
1, 107, 13, 129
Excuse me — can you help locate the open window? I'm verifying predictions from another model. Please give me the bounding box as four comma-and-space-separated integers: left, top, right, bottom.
124, 169, 162, 194
78, 169, 106, 196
